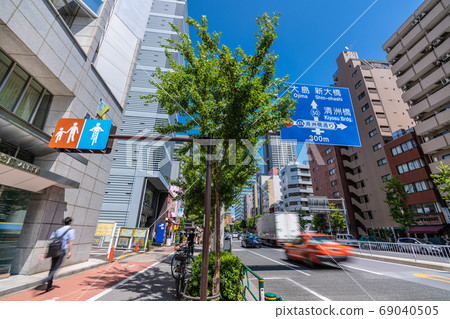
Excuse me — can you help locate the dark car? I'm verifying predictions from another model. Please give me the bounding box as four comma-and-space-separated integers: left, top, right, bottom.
359, 235, 387, 250
241, 234, 262, 248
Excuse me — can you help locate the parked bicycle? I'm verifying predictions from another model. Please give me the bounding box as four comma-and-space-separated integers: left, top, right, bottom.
171, 245, 195, 299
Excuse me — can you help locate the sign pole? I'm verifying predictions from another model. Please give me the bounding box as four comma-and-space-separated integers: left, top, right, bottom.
341, 198, 350, 233
200, 133, 213, 301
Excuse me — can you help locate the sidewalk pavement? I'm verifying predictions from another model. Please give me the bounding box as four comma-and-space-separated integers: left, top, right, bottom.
0, 246, 176, 300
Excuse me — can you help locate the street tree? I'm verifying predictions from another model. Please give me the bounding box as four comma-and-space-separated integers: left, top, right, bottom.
298, 210, 308, 231
328, 203, 346, 234
382, 175, 416, 230
312, 214, 327, 233
431, 162, 450, 200
144, 13, 296, 295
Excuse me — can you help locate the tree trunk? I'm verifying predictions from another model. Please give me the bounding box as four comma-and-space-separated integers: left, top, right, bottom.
212, 183, 221, 295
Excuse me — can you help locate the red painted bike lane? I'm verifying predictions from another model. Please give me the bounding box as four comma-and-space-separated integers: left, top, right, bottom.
0, 261, 154, 301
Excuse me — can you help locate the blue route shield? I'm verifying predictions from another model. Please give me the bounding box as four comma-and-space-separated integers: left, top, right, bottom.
281, 84, 361, 147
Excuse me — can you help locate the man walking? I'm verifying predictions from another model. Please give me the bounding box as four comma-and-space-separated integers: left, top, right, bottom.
41, 217, 75, 292
187, 229, 195, 256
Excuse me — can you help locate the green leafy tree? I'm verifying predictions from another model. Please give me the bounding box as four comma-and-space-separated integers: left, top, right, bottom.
431, 162, 450, 200
312, 214, 327, 233
328, 203, 346, 234
246, 217, 256, 230
383, 175, 416, 230
144, 13, 295, 295
298, 210, 308, 230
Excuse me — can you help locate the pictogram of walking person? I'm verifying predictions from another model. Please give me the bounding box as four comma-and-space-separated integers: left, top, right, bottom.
90, 123, 104, 145
54, 128, 66, 143
66, 122, 79, 143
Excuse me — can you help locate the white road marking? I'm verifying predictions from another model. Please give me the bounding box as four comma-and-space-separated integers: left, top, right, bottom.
87, 253, 174, 301
247, 250, 310, 276
265, 277, 331, 301
352, 256, 450, 273
340, 264, 382, 275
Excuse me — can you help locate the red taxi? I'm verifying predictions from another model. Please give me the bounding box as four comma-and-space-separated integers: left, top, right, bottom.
284, 234, 353, 267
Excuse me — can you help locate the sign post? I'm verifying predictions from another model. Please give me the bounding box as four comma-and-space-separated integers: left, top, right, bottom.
281, 84, 361, 147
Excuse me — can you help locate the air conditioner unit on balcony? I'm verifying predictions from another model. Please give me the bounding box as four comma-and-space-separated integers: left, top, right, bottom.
411, 18, 420, 26
402, 85, 409, 90
442, 53, 450, 61
433, 60, 442, 67
432, 38, 442, 47
441, 77, 450, 85
408, 100, 414, 106
396, 71, 403, 76
418, 12, 427, 19
386, 47, 392, 53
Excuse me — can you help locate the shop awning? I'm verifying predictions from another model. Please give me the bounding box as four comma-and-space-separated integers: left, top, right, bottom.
408, 225, 446, 234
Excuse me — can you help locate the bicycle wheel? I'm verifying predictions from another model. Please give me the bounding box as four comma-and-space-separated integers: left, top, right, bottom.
175, 275, 182, 299
171, 255, 183, 279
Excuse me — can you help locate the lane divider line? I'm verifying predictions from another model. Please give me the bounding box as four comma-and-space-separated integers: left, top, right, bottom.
247, 250, 310, 276
87, 252, 175, 301
340, 265, 382, 276
284, 277, 331, 301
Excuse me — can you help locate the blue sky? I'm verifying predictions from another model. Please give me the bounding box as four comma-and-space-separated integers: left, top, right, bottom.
186, 0, 423, 167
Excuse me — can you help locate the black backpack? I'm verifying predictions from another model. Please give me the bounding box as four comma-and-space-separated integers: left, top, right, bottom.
46, 227, 71, 258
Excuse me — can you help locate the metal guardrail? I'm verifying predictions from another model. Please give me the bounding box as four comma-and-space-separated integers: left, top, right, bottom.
355, 241, 450, 263
241, 263, 264, 301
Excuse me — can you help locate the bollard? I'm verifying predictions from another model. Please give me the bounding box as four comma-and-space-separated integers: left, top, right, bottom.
264, 292, 277, 301
108, 247, 114, 263
134, 241, 139, 252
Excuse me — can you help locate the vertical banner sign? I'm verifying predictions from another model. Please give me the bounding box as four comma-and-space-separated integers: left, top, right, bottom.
155, 223, 166, 243
49, 118, 112, 150
281, 84, 361, 147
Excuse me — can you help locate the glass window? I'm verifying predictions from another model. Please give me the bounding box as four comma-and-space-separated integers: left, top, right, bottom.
0, 185, 32, 276
358, 91, 366, 100
352, 70, 358, 77
329, 168, 335, 175
15, 80, 42, 121
0, 51, 12, 83
325, 148, 332, 154
0, 65, 28, 111
373, 143, 382, 151
369, 129, 377, 137
377, 158, 387, 166
327, 158, 334, 164
355, 80, 362, 89
365, 115, 374, 124
361, 103, 369, 112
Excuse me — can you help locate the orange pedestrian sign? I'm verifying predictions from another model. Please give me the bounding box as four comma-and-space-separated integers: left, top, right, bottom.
49, 118, 112, 150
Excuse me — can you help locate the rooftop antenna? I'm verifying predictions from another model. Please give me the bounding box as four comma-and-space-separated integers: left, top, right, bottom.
345, 41, 356, 52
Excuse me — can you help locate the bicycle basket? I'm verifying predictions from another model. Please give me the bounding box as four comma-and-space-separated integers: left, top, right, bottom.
175, 255, 187, 261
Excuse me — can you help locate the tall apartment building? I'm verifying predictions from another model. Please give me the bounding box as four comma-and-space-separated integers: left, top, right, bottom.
309, 51, 415, 237
99, 0, 187, 229
0, 0, 126, 277
280, 163, 313, 213
383, 0, 450, 175
262, 132, 297, 175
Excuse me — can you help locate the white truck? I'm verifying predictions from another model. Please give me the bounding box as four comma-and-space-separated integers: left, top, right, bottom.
256, 212, 301, 246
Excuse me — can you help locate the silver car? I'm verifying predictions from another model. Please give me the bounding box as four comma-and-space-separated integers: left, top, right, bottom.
397, 237, 442, 255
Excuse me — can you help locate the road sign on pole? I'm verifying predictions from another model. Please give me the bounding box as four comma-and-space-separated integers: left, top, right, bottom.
49, 118, 112, 150
281, 84, 361, 147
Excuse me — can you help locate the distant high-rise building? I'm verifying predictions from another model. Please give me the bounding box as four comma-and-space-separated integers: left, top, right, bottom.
234, 175, 256, 221
280, 163, 313, 213
262, 132, 297, 175
309, 51, 415, 237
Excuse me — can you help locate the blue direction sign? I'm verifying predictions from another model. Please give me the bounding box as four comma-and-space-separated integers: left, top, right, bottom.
155, 223, 166, 243
281, 84, 361, 147
77, 119, 112, 150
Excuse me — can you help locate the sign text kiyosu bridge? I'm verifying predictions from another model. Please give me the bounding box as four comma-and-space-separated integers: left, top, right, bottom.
281, 83, 361, 147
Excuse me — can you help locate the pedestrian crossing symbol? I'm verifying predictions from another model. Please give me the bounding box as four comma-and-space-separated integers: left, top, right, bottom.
49, 118, 112, 150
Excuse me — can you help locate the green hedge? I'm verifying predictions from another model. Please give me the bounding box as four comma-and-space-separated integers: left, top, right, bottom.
187, 251, 244, 301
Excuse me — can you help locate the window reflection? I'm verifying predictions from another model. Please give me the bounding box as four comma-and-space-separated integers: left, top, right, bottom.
0, 185, 31, 277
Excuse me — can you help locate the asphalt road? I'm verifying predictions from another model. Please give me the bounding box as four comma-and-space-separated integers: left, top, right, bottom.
232, 239, 450, 301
